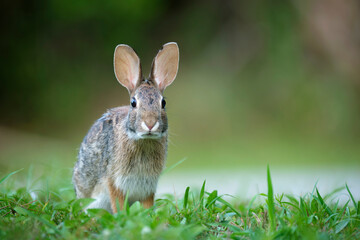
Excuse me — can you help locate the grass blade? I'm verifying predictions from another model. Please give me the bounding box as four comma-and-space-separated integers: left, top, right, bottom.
300, 197, 309, 217
285, 194, 299, 205
281, 201, 300, 211
199, 180, 206, 210
124, 190, 130, 215
0, 168, 24, 184
338, 200, 350, 220
205, 190, 217, 209
247, 194, 259, 211
316, 188, 333, 216
324, 186, 345, 201
311, 180, 319, 195
183, 186, 190, 209
267, 164, 276, 232
161, 158, 186, 176
345, 183, 358, 210
216, 196, 242, 218
335, 219, 350, 233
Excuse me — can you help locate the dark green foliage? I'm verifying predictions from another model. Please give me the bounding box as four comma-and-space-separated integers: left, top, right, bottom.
0, 168, 359, 239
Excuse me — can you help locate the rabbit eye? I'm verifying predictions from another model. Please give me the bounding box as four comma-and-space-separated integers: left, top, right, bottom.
161, 98, 166, 109
131, 97, 137, 108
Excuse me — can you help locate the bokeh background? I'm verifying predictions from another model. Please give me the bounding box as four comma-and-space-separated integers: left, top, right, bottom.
1, 0, 360, 198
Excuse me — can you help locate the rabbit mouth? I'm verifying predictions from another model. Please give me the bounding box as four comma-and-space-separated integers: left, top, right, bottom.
126, 127, 164, 140
139, 132, 162, 139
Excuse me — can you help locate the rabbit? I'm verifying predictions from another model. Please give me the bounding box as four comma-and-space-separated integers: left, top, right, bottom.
72, 42, 179, 213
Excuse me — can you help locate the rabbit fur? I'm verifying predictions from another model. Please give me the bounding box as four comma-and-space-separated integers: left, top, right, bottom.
73, 42, 179, 213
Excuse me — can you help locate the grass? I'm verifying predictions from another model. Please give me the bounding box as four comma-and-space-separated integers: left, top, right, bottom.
0, 166, 359, 239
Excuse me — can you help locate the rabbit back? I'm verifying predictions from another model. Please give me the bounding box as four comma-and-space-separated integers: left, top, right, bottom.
73, 106, 128, 198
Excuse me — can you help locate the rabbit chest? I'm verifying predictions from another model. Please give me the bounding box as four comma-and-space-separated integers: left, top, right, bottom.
111, 137, 166, 202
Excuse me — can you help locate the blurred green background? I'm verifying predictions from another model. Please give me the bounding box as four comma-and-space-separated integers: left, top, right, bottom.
1, 0, 360, 174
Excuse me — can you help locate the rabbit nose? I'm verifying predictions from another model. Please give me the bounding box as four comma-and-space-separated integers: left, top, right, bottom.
142, 120, 159, 132
145, 117, 156, 129
146, 122, 155, 130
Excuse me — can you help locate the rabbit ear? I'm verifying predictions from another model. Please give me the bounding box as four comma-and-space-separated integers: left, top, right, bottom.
150, 42, 179, 91
114, 44, 142, 93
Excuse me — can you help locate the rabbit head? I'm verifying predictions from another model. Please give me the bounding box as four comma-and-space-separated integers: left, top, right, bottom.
114, 42, 179, 140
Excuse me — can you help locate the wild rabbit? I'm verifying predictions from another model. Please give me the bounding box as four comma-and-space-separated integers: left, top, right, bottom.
73, 42, 179, 213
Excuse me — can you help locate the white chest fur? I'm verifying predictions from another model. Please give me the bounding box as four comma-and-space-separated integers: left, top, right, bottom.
114, 175, 158, 203
113, 149, 161, 203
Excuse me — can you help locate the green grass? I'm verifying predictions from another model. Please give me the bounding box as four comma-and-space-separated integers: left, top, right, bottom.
0, 167, 359, 240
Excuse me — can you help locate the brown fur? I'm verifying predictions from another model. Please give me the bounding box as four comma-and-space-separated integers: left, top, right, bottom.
107, 178, 125, 213
141, 193, 154, 209
72, 43, 179, 213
